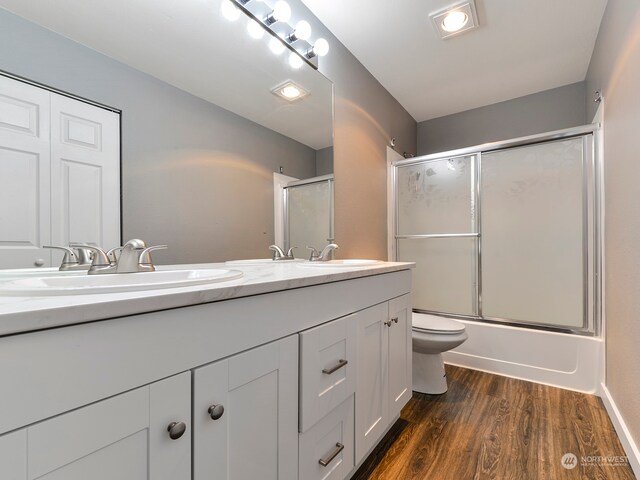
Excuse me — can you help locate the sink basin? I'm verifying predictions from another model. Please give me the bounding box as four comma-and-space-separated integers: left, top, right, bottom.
297, 259, 382, 268
225, 258, 303, 266
0, 269, 243, 296
0, 267, 87, 280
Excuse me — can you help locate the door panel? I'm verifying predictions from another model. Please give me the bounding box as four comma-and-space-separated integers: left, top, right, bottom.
193, 335, 298, 480
0, 429, 27, 480
355, 303, 389, 464
26, 373, 190, 480
388, 294, 412, 418
50, 93, 120, 253
0, 75, 51, 268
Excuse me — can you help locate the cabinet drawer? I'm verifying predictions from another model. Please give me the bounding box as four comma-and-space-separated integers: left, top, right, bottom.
299, 396, 354, 480
299, 314, 357, 431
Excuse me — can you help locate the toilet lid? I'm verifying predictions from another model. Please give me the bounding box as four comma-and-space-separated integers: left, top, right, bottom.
412, 313, 465, 334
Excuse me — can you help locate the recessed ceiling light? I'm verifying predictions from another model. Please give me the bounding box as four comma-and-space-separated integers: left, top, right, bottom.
271, 80, 309, 102
430, 0, 478, 39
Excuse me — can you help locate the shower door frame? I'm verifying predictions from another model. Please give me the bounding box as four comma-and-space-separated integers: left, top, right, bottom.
392, 124, 602, 336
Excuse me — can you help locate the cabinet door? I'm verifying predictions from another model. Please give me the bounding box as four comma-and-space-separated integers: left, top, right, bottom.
388, 294, 413, 419
0, 429, 27, 480
355, 302, 389, 464
26, 372, 190, 480
299, 314, 357, 432
193, 335, 298, 480
50, 93, 120, 253
0, 75, 51, 268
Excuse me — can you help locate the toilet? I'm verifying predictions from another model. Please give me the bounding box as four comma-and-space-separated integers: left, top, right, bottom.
412, 312, 468, 394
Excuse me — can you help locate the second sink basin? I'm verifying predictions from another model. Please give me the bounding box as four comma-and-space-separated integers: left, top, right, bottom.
0, 269, 243, 296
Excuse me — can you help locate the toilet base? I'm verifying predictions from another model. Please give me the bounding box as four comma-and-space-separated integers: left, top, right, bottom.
413, 351, 448, 394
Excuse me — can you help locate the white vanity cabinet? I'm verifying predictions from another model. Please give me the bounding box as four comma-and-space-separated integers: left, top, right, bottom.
355, 294, 412, 464
193, 335, 298, 480
0, 372, 191, 480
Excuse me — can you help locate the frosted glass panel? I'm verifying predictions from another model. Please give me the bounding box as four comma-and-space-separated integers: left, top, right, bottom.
397, 155, 475, 234
398, 238, 476, 315
481, 138, 584, 327
287, 181, 332, 252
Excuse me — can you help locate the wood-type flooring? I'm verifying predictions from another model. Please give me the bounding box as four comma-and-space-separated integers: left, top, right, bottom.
352, 365, 636, 480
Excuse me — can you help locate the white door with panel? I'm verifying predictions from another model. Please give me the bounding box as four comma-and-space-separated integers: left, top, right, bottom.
0, 75, 120, 268
193, 335, 299, 480
387, 294, 412, 418
50, 93, 120, 251
0, 372, 191, 480
0, 75, 51, 268
355, 297, 413, 464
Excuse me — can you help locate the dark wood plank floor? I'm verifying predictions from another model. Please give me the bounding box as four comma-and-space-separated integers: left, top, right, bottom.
353, 365, 636, 480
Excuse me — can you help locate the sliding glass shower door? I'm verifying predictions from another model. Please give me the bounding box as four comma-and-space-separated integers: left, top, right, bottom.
396, 155, 478, 316
395, 131, 597, 334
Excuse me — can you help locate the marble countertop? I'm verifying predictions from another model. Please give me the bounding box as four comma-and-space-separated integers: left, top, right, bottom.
0, 261, 413, 336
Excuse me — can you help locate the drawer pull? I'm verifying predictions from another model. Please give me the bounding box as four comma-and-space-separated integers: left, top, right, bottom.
322, 359, 348, 375
319, 442, 345, 467
167, 421, 186, 440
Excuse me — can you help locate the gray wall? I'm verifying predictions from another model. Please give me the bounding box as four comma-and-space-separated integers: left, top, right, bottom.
585, 0, 640, 458
0, 9, 316, 263
315, 147, 334, 176
296, 1, 417, 260
417, 82, 587, 155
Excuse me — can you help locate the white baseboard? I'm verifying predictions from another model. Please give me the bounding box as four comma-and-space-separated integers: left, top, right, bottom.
598, 383, 640, 477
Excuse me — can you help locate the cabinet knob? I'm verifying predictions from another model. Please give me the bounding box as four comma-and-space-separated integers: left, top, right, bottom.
392, 317, 399, 324
34, 258, 45, 267
208, 404, 225, 420
167, 421, 186, 440
384, 319, 393, 327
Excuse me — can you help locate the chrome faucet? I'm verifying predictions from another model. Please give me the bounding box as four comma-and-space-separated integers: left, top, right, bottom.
306, 243, 339, 261
269, 245, 297, 261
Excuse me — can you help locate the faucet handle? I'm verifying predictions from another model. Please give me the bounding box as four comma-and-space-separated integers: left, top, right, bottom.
43, 245, 78, 266
106, 247, 123, 265
286, 247, 297, 258
306, 246, 320, 261
138, 245, 168, 268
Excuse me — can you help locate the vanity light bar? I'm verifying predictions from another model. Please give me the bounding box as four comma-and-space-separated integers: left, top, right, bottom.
226, 0, 328, 70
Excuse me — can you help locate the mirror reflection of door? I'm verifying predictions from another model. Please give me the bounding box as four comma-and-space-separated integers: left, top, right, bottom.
285, 176, 334, 256
0, 75, 120, 269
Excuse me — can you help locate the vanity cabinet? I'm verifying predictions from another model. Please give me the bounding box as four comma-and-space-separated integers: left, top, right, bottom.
0, 268, 413, 480
0, 372, 191, 480
355, 294, 412, 464
193, 335, 298, 480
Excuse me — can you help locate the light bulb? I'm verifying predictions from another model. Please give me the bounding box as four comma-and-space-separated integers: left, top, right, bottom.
281, 85, 301, 99
441, 10, 468, 32
220, 0, 241, 21
269, 0, 291, 23
289, 52, 303, 69
247, 19, 265, 39
269, 37, 285, 55
313, 38, 329, 56
295, 20, 311, 41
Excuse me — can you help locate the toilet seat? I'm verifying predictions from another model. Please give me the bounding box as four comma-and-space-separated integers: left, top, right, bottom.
412, 313, 465, 335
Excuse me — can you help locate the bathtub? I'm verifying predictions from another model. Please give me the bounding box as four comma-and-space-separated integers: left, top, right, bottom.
442, 319, 604, 393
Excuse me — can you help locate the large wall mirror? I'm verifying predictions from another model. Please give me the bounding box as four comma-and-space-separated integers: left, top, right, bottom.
0, 0, 333, 268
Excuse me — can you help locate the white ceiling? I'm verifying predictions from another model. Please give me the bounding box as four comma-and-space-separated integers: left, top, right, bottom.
301, 0, 608, 122
0, 0, 333, 149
